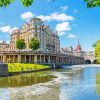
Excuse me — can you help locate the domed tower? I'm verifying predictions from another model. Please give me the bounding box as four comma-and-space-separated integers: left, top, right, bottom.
76, 40, 82, 53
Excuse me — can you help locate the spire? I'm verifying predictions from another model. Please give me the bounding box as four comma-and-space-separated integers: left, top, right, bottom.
76, 40, 82, 53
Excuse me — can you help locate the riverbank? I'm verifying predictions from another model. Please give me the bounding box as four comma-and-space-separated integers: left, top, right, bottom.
0, 63, 51, 76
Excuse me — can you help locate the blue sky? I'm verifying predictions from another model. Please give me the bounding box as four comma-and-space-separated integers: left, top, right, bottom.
0, 0, 100, 51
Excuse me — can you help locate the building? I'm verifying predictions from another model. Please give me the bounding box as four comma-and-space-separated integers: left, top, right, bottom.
74, 40, 83, 57
61, 45, 74, 55
9, 18, 60, 53
0, 41, 9, 52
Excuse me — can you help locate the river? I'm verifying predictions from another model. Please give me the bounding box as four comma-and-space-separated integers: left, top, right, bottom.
0, 64, 100, 100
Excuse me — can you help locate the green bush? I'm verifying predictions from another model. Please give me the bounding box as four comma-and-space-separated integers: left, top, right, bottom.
8, 63, 50, 73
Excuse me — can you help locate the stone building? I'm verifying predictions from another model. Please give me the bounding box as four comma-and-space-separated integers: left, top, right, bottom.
0, 41, 9, 52
0, 18, 85, 64
74, 40, 84, 57
61, 45, 74, 55
9, 18, 60, 53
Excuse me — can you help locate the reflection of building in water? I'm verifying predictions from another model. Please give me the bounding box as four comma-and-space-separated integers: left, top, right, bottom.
66, 72, 74, 85
96, 73, 100, 95
66, 68, 84, 85
0, 72, 55, 87
75, 68, 84, 85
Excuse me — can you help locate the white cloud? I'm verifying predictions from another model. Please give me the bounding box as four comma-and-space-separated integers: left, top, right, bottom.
60, 6, 68, 12
37, 12, 74, 22
55, 22, 71, 36
58, 32, 66, 36
67, 33, 77, 39
0, 25, 11, 33
0, 25, 18, 34
21, 12, 34, 20
37, 15, 51, 22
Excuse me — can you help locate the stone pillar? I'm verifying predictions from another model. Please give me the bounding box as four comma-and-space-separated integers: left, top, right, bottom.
40, 55, 42, 63
56, 56, 58, 63
29, 55, 31, 63
13, 55, 15, 63
3, 55, 6, 63
34, 55, 37, 63
62, 57, 63, 64
18, 55, 21, 63
48, 55, 50, 63
60, 57, 61, 63
44, 55, 45, 63
25, 55, 26, 63
1, 56, 3, 62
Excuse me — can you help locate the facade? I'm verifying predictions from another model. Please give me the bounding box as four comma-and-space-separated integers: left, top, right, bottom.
9, 18, 60, 53
61, 45, 74, 55
0, 41, 9, 52
74, 40, 83, 57
61, 40, 84, 57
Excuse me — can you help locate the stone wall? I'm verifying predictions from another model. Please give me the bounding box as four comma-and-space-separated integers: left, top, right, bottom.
0, 64, 8, 76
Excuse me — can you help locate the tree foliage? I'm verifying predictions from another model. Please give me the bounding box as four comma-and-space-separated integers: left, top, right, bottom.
1, 0, 99, 8
29, 38, 40, 50
0, 0, 14, 7
0, 0, 54, 7
84, 0, 100, 8
16, 39, 25, 50
94, 40, 100, 63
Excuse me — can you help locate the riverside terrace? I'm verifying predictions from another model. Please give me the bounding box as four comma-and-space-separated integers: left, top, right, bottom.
0, 51, 85, 65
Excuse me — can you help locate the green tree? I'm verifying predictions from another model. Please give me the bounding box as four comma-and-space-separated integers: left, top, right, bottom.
1, 0, 99, 8
92, 42, 97, 48
16, 39, 25, 51
94, 40, 100, 63
29, 38, 40, 51
84, 0, 100, 8
0, 0, 54, 7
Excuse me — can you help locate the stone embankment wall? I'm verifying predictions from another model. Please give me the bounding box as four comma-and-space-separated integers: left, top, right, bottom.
0, 64, 8, 76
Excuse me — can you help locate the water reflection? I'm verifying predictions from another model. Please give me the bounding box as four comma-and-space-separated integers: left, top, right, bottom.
59, 68, 84, 100
0, 71, 56, 87
96, 73, 100, 95
59, 67, 100, 100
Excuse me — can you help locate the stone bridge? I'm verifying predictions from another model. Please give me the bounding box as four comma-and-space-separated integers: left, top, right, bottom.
83, 53, 97, 64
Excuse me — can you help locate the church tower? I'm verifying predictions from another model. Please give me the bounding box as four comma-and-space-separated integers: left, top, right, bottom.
76, 40, 82, 53
75, 40, 83, 57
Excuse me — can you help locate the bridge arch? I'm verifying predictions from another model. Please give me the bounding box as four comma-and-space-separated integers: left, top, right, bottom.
92, 59, 98, 64
85, 59, 91, 64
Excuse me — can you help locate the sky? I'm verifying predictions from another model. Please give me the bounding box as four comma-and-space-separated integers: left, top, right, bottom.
0, 0, 100, 51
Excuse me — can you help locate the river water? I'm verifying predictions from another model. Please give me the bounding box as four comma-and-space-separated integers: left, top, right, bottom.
0, 65, 100, 100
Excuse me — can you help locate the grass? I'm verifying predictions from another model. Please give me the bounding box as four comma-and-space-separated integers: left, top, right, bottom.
8, 63, 51, 73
